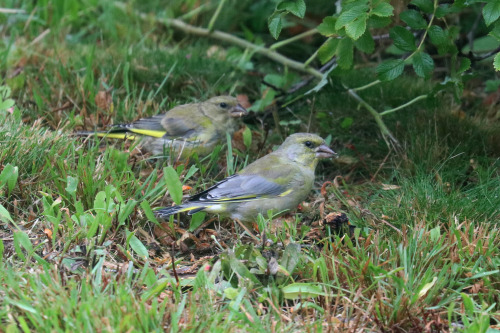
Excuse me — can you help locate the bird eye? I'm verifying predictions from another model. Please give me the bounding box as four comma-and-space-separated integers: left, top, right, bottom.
219, 102, 228, 108
304, 141, 313, 148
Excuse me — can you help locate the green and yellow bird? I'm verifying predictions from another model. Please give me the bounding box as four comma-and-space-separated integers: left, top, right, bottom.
79, 96, 247, 158
156, 133, 336, 223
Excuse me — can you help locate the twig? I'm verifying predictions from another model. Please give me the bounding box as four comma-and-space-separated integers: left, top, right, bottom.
234, 219, 260, 242
113, 2, 324, 79
370, 147, 392, 182
29, 29, 50, 46
270, 29, 318, 50
344, 85, 401, 150
0, 8, 25, 14
171, 243, 180, 285
379, 94, 428, 116
351, 80, 381, 92
287, 58, 336, 94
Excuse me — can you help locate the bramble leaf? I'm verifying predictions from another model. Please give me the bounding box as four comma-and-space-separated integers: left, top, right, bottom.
483, 0, 500, 26
317, 16, 337, 36
377, 59, 405, 81
390, 26, 417, 52
412, 51, 434, 78
345, 14, 367, 40
277, 0, 306, 18
400, 10, 427, 29
268, 12, 283, 39
371, 1, 393, 17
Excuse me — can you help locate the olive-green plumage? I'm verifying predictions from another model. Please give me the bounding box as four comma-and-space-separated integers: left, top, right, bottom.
156, 133, 336, 223
78, 96, 247, 158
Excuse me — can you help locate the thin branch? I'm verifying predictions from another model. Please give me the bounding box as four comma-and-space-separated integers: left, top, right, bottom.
270, 29, 318, 50
351, 80, 381, 92
286, 59, 337, 94
168, 19, 323, 78
345, 86, 401, 151
379, 94, 428, 116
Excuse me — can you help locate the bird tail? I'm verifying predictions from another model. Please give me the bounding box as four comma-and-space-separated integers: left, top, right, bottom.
155, 204, 206, 219
74, 130, 138, 140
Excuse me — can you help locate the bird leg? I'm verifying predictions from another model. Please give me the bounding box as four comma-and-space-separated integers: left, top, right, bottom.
234, 218, 260, 242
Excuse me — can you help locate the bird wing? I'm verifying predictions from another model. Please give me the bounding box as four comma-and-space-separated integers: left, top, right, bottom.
188, 174, 289, 203
110, 105, 205, 140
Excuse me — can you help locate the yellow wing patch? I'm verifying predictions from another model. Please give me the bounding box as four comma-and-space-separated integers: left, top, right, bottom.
127, 129, 167, 138
279, 189, 293, 197
96, 132, 137, 140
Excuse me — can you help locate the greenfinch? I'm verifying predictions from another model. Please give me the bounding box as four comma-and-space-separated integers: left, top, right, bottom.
156, 133, 336, 223
79, 96, 247, 158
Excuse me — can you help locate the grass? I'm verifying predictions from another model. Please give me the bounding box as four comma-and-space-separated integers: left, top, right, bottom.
1, 1, 500, 332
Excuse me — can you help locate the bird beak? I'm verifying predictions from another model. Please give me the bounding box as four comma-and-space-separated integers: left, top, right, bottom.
230, 104, 248, 118
316, 144, 336, 158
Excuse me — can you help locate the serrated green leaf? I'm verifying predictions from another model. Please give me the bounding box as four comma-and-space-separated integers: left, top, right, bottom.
371, 1, 393, 17
377, 59, 405, 81
164, 166, 183, 205
412, 51, 434, 78
368, 16, 392, 28
483, 0, 500, 26
390, 26, 417, 52
318, 38, 339, 64
277, 0, 306, 18
494, 52, 500, 71
354, 31, 375, 53
458, 57, 471, 74
337, 38, 353, 69
345, 14, 367, 40
317, 16, 337, 36
435, 4, 452, 18
428, 25, 447, 46
400, 10, 427, 29
336, 5, 368, 30
489, 22, 500, 41
268, 12, 283, 39
410, 0, 434, 13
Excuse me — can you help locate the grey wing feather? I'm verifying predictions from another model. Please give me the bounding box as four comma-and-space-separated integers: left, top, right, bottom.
112, 114, 200, 138
189, 174, 287, 203
161, 117, 198, 138
112, 114, 165, 131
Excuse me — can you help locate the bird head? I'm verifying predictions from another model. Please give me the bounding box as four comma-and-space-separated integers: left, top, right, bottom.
277, 133, 336, 168
206, 96, 248, 119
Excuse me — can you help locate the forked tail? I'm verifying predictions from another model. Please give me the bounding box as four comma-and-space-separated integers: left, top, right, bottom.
155, 204, 206, 219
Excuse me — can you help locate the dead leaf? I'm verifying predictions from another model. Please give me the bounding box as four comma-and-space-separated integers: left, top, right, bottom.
44, 228, 53, 239
95, 90, 112, 111
236, 94, 251, 109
